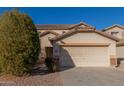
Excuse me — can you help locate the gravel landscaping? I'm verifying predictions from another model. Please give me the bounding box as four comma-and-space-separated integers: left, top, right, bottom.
0, 65, 63, 86
1, 66, 124, 86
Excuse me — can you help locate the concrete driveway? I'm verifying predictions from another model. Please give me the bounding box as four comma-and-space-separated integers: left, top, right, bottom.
59, 67, 124, 86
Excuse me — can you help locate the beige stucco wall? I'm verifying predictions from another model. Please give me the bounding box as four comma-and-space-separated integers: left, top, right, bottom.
40, 33, 56, 57
58, 32, 116, 56
40, 34, 55, 48
117, 46, 124, 58
39, 29, 70, 50
105, 27, 124, 39
38, 29, 69, 58
117, 46, 124, 63
39, 29, 69, 57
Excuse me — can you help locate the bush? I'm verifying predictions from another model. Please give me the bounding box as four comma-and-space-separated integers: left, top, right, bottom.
0, 10, 40, 76
45, 57, 59, 72
45, 57, 53, 72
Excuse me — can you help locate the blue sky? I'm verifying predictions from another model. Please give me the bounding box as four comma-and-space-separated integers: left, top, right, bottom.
0, 7, 124, 30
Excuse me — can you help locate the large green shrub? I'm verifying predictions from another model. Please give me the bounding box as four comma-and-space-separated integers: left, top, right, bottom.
0, 10, 40, 76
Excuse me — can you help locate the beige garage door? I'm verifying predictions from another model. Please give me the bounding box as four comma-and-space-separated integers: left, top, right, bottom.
60, 47, 109, 67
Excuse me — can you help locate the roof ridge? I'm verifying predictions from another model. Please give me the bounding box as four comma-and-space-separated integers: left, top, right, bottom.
103, 24, 124, 31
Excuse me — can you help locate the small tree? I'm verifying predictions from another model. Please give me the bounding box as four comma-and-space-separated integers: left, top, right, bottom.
0, 10, 40, 76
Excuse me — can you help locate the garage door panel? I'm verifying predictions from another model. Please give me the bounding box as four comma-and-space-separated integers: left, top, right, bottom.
60, 47, 109, 67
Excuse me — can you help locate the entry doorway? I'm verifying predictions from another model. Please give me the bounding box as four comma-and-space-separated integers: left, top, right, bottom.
45, 47, 53, 58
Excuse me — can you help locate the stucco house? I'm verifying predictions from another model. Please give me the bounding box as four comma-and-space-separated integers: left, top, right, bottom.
36, 22, 119, 67
103, 24, 124, 64
103, 24, 124, 39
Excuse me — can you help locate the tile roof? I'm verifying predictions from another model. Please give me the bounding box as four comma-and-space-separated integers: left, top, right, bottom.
35, 21, 95, 30
36, 24, 76, 30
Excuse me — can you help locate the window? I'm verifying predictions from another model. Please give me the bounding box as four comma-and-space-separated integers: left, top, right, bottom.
111, 32, 119, 35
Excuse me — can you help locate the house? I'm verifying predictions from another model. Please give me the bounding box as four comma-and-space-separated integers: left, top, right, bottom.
36, 22, 93, 58
36, 22, 119, 67
103, 24, 124, 64
103, 24, 124, 39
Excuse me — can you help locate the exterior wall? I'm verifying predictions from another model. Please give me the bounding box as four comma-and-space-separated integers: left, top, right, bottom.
38, 29, 69, 48
105, 27, 124, 39
117, 46, 124, 63
117, 46, 124, 58
40, 34, 55, 48
40, 33, 55, 58
58, 32, 116, 56
38, 29, 69, 58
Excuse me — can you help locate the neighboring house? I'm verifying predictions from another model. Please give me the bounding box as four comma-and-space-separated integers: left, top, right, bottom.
103, 24, 124, 39
36, 22, 119, 67
103, 24, 124, 64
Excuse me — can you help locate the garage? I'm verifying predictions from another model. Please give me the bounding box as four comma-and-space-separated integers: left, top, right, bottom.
60, 46, 109, 67
50, 28, 118, 67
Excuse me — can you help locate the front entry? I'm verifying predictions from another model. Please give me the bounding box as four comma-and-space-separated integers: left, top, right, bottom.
45, 47, 53, 58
